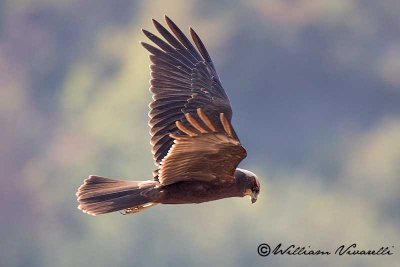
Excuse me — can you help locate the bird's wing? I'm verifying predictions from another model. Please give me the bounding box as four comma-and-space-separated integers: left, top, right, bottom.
158, 108, 247, 186
142, 16, 234, 168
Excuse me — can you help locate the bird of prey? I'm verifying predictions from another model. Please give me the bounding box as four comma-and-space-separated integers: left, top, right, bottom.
76, 16, 261, 216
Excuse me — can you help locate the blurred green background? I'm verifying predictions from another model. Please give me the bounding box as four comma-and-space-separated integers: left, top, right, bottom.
1, 0, 399, 266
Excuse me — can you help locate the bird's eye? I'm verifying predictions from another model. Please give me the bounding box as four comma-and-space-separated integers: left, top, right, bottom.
252, 187, 259, 192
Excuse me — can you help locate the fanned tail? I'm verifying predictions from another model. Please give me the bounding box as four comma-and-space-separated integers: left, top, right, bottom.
76, 175, 159, 216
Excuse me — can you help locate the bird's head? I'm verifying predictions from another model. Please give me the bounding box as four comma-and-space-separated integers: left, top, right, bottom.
234, 168, 261, 204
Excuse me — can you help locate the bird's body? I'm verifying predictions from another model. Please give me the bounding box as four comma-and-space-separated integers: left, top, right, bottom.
158, 179, 245, 204
161, 183, 236, 204
76, 16, 261, 216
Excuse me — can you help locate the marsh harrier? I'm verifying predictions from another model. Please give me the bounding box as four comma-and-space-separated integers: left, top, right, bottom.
76, 16, 261, 215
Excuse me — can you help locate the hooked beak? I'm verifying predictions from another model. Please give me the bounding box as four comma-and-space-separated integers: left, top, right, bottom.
251, 191, 258, 204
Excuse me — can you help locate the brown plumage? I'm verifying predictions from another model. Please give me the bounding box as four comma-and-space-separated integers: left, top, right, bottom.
76, 16, 261, 216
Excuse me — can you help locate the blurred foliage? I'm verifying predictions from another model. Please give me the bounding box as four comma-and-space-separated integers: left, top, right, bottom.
1, 0, 399, 266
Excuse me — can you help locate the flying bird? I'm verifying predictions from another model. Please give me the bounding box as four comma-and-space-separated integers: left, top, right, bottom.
76, 16, 261, 216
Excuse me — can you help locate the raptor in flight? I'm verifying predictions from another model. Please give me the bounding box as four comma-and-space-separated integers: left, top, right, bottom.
76, 16, 261, 216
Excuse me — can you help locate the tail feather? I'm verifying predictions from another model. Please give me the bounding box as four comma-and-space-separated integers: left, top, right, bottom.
76, 175, 159, 216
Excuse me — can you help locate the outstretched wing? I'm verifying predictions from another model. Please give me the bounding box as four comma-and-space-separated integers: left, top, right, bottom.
142, 16, 234, 166
158, 108, 247, 186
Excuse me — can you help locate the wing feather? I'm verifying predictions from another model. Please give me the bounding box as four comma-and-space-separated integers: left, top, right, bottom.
142, 16, 234, 170
158, 109, 246, 185
164, 16, 203, 61
189, 28, 213, 64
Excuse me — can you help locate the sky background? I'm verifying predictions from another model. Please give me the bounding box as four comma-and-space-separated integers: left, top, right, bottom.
1, 0, 399, 266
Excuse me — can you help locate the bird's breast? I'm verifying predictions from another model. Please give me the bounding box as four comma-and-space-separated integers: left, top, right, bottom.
156, 180, 241, 204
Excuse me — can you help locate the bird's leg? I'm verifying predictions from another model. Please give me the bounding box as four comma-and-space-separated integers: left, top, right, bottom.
120, 203, 158, 215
